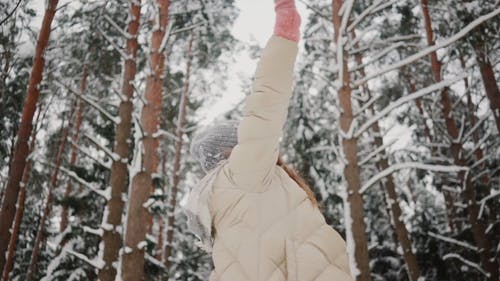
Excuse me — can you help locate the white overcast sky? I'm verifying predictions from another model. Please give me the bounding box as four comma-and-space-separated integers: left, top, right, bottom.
201, 0, 310, 123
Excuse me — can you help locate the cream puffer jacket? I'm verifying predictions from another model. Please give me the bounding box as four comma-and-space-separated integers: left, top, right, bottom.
207, 36, 353, 281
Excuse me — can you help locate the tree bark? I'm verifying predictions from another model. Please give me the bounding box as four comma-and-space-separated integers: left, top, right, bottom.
164, 34, 193, 271
0, 0, 59, 272
420, 1, 498, 280
60, 65, 87, 232
1, 106, 42, 281
332, 1, 372, 280
25, 110, 73, 281
121, 1, 169, 280
97, 2, 142, 281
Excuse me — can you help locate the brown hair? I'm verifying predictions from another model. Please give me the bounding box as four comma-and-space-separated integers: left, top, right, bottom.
224, 148, 319, 207
276, 156, 319, 207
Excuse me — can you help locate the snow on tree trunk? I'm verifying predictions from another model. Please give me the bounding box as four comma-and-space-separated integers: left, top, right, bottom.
60, 64, 87, 232
0, 0, 59, 272
332, 1, 372, 280
164, 33, 193, 272
1, 106, 42, 281
25, 108, 74, 281
121, 1, 169, 280
97, 2, 142, 281
420, 1, 499, 280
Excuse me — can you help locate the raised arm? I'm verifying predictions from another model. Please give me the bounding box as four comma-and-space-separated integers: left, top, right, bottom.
227, 0, 300, 187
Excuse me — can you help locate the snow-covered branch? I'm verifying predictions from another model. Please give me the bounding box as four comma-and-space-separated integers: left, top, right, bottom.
83, 225, 104, 236
171, 21, 205, 36
359, 138, 397, 166
462, 110, 491, 143
465, 130, 490, 160
69, 139, 111, 169
360, 162, 468, 194
153, 129, 178, 141
96, 26, 129, 60
350, 42, 405, 73
428, 232, 478, 251
103, 14, 133, 39
158, 20, 175, 53
352, 7, 500, 86
478, 191, 500, 219
443, 253, 489, 277
55, 79, 120, 124
355, 74, 466, 137
84, 133, 119, 162
37, 159, 111, 200
66, 249, 105, 270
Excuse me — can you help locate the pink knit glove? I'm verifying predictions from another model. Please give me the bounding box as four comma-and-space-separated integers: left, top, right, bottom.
274, 0, 301, 42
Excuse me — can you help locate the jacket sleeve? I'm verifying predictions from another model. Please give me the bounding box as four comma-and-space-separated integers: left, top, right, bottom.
226, 36, 298, 187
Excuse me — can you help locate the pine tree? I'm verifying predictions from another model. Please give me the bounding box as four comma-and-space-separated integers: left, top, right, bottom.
0, 0, 59, 272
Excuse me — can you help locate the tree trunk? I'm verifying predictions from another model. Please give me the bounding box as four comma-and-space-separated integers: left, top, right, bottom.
402, 69, 459, 232
473, 43, 500, 134
420, 1, 498, 280
0, 0, 59, 272
97, 2, 142, 281
1, 107, 42, 281
60, 65, 87, 232
371, 122, 421, 281
332, 1, 371, 280
164, 34, 193, 272
121, 1, 169, 280
351, 30, 420, 280
25, 110, 73, 281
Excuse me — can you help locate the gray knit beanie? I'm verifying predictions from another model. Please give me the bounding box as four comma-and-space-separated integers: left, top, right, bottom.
190, 120, 239, 172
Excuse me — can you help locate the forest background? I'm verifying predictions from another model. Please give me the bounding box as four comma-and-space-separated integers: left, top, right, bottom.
0, 0, 498, 281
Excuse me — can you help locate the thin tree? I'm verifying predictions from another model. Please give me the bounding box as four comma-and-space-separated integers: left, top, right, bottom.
121, 0, 169, 280
471, 31, 500, 134
25, 107, 74, 281
164, 33, 194, 271
1, 106, 42, 281
60, 65, 87, 232
351, 31, 421, 281
332, 1, 372, 280
98, 2, 142, 280
0, 0, 59, 272
420, 1, 498, 279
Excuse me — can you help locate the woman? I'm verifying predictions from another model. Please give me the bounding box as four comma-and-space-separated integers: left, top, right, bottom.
187, 1, 353, 280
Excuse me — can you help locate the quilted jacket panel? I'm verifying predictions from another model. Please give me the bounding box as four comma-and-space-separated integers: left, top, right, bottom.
208, 36, 353, 281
